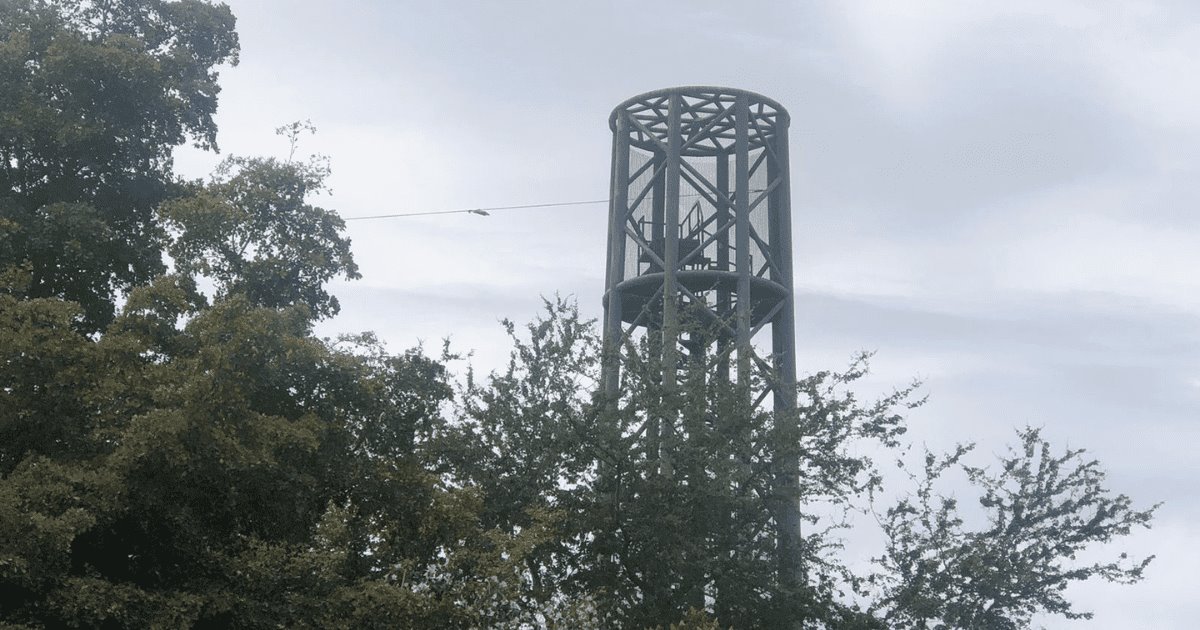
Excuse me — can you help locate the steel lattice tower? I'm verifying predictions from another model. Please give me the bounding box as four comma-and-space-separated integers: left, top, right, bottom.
601, 86, 802, 592
602, 86, 796, 413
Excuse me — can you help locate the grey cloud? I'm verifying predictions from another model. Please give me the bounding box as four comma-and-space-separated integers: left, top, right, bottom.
796, 59, 1147, 232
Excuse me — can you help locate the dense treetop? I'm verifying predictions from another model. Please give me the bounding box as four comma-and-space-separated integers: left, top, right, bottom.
1, 0, 238, 330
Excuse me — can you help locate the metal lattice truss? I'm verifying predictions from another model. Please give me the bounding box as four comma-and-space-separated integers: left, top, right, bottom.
602, 87, 797, 413
614, 87, 785, 156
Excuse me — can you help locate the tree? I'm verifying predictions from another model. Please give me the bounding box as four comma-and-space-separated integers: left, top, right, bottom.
0, 285, 545, 627
443, 301, 1156, 629
874, 429, 1157, 629
444, 296, 605, 621
159, 147, 361, 320
447, 308, 911, 628
0, 6, 530, 616
0, 0, 239, 330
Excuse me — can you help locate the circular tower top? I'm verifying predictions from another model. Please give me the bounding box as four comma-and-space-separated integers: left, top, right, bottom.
610, 86, 790, 157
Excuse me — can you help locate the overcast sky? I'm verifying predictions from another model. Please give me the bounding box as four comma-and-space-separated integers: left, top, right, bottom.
174, 2, 1199, 627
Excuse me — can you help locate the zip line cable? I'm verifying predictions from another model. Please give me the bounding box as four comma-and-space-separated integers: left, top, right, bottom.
342, 198, 608, 221
340, 190, 769, 222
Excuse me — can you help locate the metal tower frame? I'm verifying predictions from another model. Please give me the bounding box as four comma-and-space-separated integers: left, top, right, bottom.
602, 86, 796, 413
600, 86, 802, 596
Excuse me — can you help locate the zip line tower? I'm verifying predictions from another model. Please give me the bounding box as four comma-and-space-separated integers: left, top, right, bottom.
600, 86, 802, 590
602, 86, 797, 415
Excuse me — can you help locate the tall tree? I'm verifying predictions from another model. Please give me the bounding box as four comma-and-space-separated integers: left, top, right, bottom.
874, 430, 1158, 629
446, 297, 603, 618
0, 285, 544, 627
159, 148, 360, 320
0, 0, 239, 330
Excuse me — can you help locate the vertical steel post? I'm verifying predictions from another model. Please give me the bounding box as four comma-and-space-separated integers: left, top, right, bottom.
660, 93, 683, 478
716, 151, 731, 385
603, 114, 630, 401
769, 117, 803, 597
770, 118, 797, 409
733, 94, 752, 388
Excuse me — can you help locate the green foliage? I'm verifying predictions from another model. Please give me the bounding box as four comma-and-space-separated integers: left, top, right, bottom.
160, 147, 360, 319
442, 303, 919, 628
0, 288, 542, 627
0, 293, 98, 474
874, 429, 1158, 629
440, 301, 1155, 629
664, 607, 724, 630
0, 0, 239, 330
444, 296, 602, 619
576, 345, 915, 627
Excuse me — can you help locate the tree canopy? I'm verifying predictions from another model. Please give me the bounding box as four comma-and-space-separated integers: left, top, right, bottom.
0, 0, 239, 330
0, 1, 1157, 628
